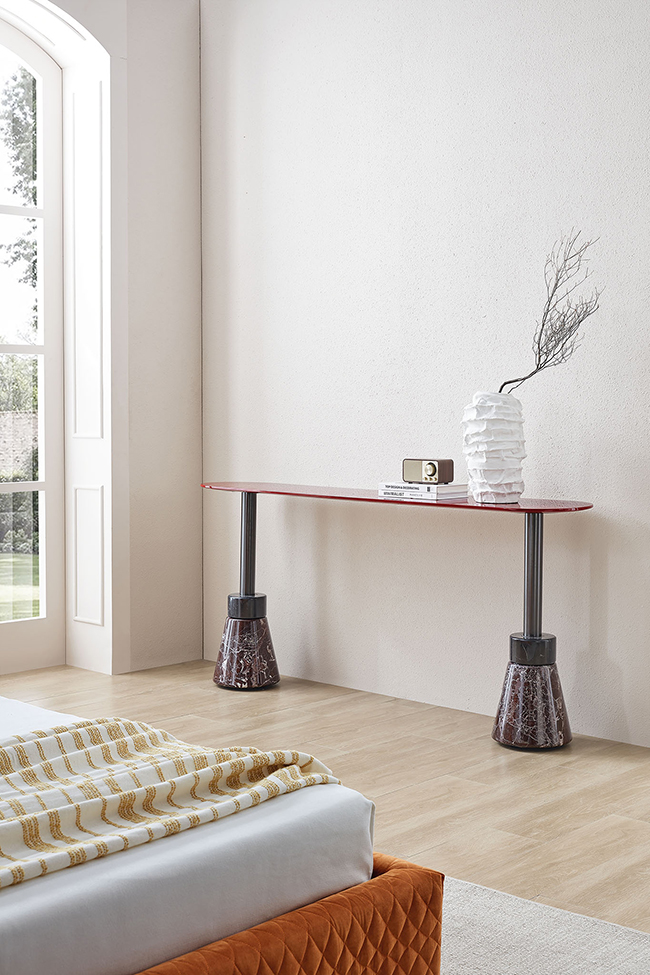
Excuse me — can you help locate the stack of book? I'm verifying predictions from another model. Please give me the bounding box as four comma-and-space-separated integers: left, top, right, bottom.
378, 481, 468, 502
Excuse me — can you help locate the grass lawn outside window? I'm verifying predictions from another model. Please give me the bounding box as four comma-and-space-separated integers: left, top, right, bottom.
0, 551, 39, 621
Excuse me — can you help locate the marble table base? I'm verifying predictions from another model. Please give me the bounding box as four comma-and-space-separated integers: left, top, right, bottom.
214, 617, 280, 690
492, 662, 572, 749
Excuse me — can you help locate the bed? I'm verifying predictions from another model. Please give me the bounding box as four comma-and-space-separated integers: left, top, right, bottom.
0, 697, 444, 975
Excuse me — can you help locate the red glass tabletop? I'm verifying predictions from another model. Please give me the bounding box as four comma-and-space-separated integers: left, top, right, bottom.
201, 482, 592, 514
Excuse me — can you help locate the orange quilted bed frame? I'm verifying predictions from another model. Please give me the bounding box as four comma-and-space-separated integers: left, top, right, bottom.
136, 853, 444, 975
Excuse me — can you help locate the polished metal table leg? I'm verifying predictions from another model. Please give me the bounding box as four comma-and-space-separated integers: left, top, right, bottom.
213, 492, 280, 690
524, 512, 543, 639
492, 512, 572, 748
240, 491, 257, 598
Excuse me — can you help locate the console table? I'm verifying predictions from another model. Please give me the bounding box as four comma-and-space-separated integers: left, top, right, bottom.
202, 481, 592, 750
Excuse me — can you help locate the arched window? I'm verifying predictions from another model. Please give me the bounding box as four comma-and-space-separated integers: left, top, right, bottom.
0, 1, 114, 679
0, 18, 63, 669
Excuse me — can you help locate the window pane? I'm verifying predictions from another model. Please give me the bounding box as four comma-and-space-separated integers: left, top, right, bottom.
0, 490, 39, 621
0, 213, 40, 343
0, 52, 37, 208
0, 353, 39, 482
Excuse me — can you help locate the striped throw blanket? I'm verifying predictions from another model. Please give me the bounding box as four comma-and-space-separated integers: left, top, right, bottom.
0, 717, 338, 888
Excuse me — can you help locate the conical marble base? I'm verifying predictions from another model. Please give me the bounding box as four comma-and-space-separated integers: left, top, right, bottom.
492, 662, 571, 748
214, 617, 280, 690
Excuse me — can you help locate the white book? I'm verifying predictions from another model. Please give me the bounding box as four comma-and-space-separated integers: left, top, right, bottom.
379, 481, 468, 496
378, 489, 468, 502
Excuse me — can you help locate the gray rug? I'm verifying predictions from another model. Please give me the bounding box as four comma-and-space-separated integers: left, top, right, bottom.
442, 877, 650, 975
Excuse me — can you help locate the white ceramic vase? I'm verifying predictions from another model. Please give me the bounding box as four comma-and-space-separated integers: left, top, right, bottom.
462, 391, 526, 504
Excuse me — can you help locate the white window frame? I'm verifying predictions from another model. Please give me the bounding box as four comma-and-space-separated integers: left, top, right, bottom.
0, 17, 64, 672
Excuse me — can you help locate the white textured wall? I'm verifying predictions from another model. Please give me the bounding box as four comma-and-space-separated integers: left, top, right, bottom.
202, 0, 650, 746
125, 0, 203, 670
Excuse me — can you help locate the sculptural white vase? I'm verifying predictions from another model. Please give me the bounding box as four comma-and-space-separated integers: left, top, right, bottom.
462, 391, 526, 504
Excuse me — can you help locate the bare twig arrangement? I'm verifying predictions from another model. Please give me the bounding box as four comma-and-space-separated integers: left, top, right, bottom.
499, 231, 602, 394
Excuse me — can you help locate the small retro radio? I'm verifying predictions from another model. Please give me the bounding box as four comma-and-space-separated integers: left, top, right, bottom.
402, 458, 454, 484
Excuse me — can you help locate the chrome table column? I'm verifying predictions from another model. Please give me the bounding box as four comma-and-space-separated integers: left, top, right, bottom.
492, 512, 571, 748
213, 491, 280, 690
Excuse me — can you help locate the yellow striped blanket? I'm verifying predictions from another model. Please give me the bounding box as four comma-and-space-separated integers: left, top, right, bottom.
0, 717, 339, 888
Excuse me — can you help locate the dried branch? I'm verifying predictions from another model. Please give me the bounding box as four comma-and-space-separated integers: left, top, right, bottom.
499, 231, 602, 395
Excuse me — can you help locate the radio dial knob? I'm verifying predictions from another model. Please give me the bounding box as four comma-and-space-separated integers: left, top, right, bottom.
424, 463, 436, 477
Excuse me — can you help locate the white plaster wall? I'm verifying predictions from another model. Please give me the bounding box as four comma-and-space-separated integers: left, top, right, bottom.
125, 0, 202, 670
201, 0, 650, 745
50, 0, 203, 672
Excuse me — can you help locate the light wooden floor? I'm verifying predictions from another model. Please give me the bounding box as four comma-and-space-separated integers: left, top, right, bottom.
3, 660, 650, 932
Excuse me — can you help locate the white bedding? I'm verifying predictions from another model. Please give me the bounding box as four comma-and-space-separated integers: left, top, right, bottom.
0, 698, 375, 975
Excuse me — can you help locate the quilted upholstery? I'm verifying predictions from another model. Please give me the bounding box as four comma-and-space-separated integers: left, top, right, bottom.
136, 853, 444, 975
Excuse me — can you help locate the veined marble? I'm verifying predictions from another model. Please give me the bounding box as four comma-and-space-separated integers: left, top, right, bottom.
214, 618, 280, 690
492, 662, 571, 748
